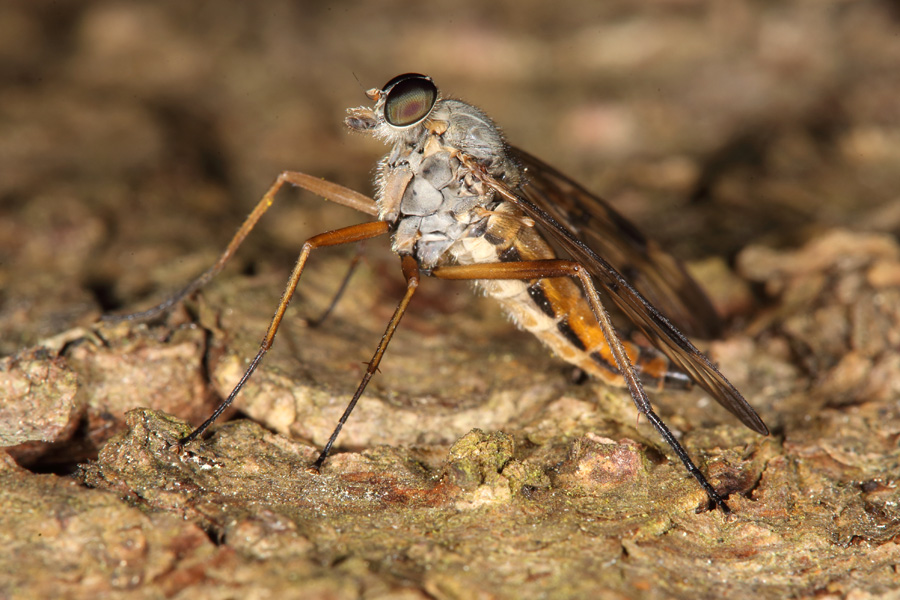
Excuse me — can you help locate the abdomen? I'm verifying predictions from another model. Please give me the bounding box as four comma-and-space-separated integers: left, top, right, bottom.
449, 204, 687, 389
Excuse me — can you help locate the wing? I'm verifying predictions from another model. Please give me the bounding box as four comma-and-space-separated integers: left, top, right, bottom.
511, 147, 722, 339
480, 154, 769, 435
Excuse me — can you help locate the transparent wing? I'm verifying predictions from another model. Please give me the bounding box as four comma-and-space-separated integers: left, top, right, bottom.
481, 152, 768, 435
511, 147, 722, 339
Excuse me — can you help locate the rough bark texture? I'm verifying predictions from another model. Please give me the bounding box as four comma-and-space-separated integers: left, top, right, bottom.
2, 2, 899, 599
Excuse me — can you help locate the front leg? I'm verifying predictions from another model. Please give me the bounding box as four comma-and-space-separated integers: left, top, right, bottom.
105, 171, 379, 324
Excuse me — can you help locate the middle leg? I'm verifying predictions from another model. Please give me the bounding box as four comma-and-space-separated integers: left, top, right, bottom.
181, 220, 391, 445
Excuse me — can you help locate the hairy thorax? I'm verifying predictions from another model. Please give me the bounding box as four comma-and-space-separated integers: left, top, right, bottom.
375, 99, 520, 268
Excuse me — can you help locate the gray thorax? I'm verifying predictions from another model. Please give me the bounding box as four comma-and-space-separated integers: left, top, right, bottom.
375, 99, 519, 268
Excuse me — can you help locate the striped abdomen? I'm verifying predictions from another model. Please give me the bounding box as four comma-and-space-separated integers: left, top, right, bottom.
449, 203, 690, 389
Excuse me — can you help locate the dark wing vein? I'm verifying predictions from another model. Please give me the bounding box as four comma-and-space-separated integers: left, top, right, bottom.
511, 147, 722, 339
482, 160, 769, 435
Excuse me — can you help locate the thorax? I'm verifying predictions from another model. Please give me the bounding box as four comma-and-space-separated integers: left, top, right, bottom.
374, 99, 519, 269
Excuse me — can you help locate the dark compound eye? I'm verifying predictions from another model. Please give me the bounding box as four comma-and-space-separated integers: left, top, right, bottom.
382, 74, 437, 127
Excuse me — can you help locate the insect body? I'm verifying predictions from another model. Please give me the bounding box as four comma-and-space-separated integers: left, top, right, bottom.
115, 73, 767, 513
355, 85, 671, 389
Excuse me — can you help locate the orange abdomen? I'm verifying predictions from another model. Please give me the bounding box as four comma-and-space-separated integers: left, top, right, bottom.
449, 205, 687, 389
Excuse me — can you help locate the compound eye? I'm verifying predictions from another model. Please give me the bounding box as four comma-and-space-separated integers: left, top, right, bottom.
383, 74, 437, 127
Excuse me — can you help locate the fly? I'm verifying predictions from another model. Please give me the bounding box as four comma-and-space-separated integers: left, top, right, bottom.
111, 73, 768, 514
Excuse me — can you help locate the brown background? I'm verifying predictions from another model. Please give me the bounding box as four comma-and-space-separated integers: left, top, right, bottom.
1, 1, 899, 599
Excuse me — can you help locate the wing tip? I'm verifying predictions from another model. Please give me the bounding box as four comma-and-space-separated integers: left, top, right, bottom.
745, 415, 770, 436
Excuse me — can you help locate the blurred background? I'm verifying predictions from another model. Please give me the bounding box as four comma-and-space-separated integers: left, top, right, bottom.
2, 0, 899, 355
